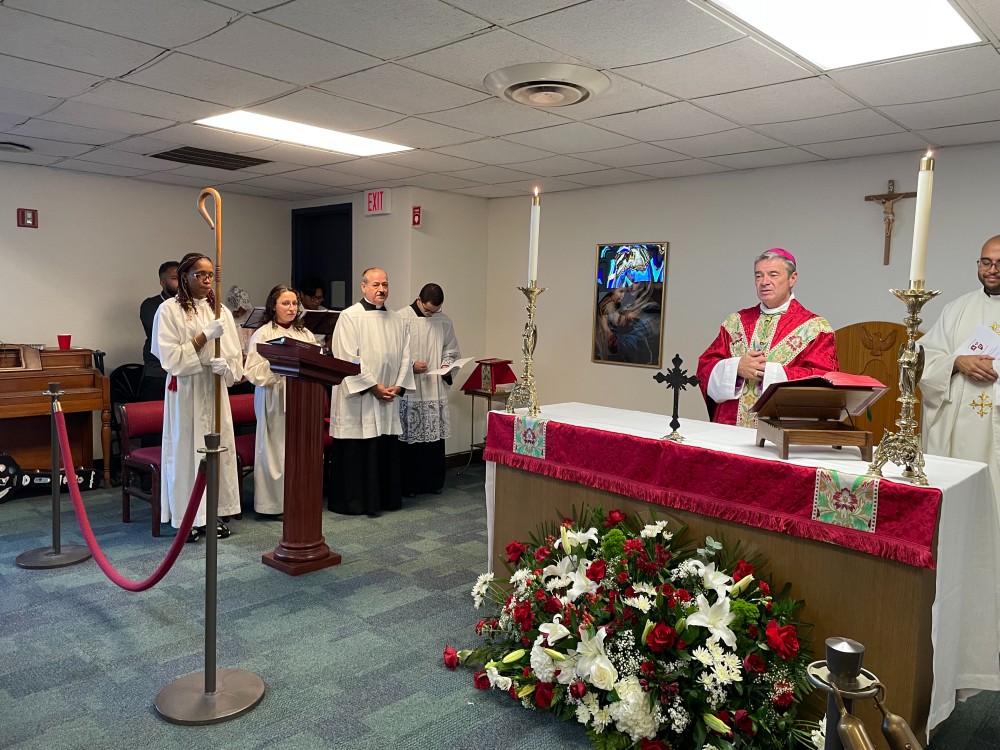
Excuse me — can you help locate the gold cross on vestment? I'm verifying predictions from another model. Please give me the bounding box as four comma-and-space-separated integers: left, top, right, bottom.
865, 179, 917, 265
970, 392, 993, 418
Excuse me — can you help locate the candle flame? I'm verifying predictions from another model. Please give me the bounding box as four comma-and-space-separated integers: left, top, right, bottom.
533, 186, 539, 197
925, 149, 934, 158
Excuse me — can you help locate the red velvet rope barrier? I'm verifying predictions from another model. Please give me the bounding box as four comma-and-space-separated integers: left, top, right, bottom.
55, 409, 205, 592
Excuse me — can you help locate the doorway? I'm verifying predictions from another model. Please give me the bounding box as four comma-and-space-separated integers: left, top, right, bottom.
291, 203, 352, 309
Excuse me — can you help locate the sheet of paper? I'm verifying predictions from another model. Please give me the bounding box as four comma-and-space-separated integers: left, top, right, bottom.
954, 325, 1000, 358
427, 356, 474, 376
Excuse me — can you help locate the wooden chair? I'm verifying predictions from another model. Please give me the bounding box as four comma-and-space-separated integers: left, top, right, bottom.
834, 321, 920, 443
118, 400, 164, 537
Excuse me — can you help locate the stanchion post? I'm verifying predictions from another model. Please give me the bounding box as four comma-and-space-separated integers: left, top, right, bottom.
15, 381, 91, 569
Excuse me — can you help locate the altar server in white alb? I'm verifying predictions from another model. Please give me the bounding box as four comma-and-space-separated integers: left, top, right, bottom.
397, 283, 461, 496
153, 252, 243, 542
328, 267, 414, 516
243, 284, 317, 517
922, 234, 1000, 504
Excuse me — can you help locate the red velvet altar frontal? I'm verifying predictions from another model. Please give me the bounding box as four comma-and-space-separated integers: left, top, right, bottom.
485, 413, 942, 569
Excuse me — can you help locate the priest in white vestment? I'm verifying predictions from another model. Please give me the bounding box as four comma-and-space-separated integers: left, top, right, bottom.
922, 235, 1000, 507
153, 253, 243, 542
397, 283, 461, 496
328, 268, 414, 515
244, 285, 317, 516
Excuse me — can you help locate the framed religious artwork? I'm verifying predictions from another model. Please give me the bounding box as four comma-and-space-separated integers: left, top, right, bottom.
592, 242, 668, 368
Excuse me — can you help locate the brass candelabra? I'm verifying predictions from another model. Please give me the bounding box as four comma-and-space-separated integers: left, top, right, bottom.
506, 282, 546, 417
867, 282, 940, 486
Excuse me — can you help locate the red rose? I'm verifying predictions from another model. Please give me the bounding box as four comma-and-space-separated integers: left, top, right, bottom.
544, 595, 563, 614
587, 559, 607, 582
534, 681, 555, 708
604, 509, 628, 527
570, 681, 587, 699
513, 600, 534, 631
674, 589, 691, 603
773, 691, 795, 709
534, 546, 551, 562
675, 639, 687, 650
733, 559, 755, 582
473, 669, 491, 690
743, 653, 766, 674
759, 581, 771, 596
618, 571, 630, 584
522, 666, 531, 677
640, 739, 672, 750
624, 539, 644, 555
443, 645, 459, 670
646, 622, 677, 653
747, 624, 759, 640
475, 619, 488, 635
766, 620, 799, 660
508, 686, 518, 699
506, 540, 528, 563
534, 589, 547, 601
641, 660, 656, 676
733, 709, 754, 734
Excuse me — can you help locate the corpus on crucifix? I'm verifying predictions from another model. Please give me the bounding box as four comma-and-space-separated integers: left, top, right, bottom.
865, 179, 916, 265
653, 353, 699, 442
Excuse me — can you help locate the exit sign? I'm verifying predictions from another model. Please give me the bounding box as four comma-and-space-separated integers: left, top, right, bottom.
364, 188, 391, 216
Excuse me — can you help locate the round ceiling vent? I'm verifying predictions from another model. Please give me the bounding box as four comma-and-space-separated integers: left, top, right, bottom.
484, 63, 611, 108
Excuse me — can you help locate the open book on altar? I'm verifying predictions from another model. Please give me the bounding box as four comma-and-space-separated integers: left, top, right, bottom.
426, 356, 474, 377
750, 372, 889, 421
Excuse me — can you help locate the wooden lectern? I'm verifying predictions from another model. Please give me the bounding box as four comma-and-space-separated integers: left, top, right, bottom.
255, 340, 360, 576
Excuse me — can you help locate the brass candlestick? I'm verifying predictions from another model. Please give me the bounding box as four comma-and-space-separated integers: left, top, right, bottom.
506, 282, 546, 417
867, 282, 940, 485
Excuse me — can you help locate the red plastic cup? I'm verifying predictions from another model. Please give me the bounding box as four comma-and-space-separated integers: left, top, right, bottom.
57, 334, 71, 350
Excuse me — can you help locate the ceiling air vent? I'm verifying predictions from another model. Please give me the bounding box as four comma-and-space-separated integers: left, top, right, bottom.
484, 63, 611, 108
150, 146, 270, 171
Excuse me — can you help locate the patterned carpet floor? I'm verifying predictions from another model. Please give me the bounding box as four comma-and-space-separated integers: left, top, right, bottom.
0, 465, 996, 749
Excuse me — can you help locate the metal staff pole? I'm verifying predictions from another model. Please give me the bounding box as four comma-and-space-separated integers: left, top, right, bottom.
16, 381, 91, 569
155, 189, 264, 724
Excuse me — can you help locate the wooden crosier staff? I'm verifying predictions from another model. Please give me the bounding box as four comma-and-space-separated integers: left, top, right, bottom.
197, 188, 223, 433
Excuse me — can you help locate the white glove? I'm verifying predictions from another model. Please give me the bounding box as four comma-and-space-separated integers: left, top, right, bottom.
210, 357, 230, 377
202, 319, 225, 342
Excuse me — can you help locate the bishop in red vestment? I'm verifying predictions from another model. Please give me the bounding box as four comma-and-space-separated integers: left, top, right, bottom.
697, 249, 838, 427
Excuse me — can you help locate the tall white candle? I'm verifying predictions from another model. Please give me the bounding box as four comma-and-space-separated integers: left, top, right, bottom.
527, 187, 540, 284
909, 151, 935, 285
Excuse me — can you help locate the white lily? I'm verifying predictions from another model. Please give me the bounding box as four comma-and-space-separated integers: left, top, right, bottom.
574, 627, 619, 691
565, 527, 600, 550
542, 555, 574, 583
539, 615, 571, 644
686, 593, 737, 648
694, 561, 733, 598
567, 560, 598, 601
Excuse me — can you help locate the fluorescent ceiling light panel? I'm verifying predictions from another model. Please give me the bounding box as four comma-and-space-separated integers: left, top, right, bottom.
195, 111, 413, 156
711, 0, 980, 70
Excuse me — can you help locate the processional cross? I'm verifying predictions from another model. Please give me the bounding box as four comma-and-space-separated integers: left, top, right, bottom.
653, 354, 699, 442
865, 179, 916, 265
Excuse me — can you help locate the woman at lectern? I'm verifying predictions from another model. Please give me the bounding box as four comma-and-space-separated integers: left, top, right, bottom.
153, 252, 243, 542
243, 285, 316, 518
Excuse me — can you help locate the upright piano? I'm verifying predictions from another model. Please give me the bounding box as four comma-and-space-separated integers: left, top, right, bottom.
0, 344, 111, 488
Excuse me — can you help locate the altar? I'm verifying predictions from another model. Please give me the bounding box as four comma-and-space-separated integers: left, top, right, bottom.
484, 403, 1000, 744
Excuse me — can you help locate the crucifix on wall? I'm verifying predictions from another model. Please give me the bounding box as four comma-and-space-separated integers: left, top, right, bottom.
865, 179, 916, 266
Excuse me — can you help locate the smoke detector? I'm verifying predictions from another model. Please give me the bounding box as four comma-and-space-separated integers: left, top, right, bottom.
484, 63, 611, 108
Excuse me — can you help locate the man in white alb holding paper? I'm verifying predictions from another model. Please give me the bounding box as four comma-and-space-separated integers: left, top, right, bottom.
921, 234, 1000, 502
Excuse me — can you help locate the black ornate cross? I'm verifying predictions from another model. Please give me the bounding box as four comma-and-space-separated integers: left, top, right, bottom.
653, 354, 700, 441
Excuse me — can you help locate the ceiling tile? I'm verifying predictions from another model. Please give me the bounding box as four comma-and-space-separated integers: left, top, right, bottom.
0, 7, 161, 77
443, 165, 531, 183
0, 87, 61, 118
829, 45, 1000, 106
274, 167, 366, 187
503, 154, 608, 176
261, 0, 490, 59
555, 168, 653, 186
231, 160, 298, 176
0, 134, 94, 157
357, 118, 481, 149
0, 54, 102, 98
625, 159, 732, 178
917, 121, 1000, 147
512, 0, 744, 68
704, 147, 822, 170
399, 28, 587, 91
50, 159, 149, 177
420, 98, 571, 137
0, 150, 63, 166
506, 122, 636, 152
328, 160, 425, 180
434, 138, 554, 164
149, 123, 277, 152
447, 0, 580, 25
497, 176, 588, 193
70, 81, 228, 122
963, 0, 1000, 40
619, 38, 810, 99
180, 17, 380, 87
754, 109, 903, 145
590, 102, 734, 141
800, 132, 929, 159
569, 143, 687, 168
880, 90, 1000, 131
556, 72, 677, 121
230, 174, 331, 193
208, 0, 288, 12
163, 163, 255, 182
377, 149, 484, 172
316, 64, 488, 116
0, 113, 30, 130
220, 183, 291, 198
653, 128, 787, 157
8, 118, 128, 145
695, 78, 861, 125
139, 171, 225, 188
41, 101, 176, 134
452, 183, 524, 198
6, 0, 237, 47
124, 53, 297, 108
404, 173, 482, 190
76, 147, 185, 171
250, 89, 403, 132
237, 142, 356, 167
110, 136, 180, 155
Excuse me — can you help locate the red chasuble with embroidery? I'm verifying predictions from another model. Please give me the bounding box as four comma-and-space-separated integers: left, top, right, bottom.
697, 299, 839, 427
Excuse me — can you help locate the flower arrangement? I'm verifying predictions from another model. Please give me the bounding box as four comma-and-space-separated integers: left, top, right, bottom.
445, 507, 815, 750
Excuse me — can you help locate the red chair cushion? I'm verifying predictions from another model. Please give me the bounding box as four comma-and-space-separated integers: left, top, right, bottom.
129, 446, 162, 466
234, 433, 255, 466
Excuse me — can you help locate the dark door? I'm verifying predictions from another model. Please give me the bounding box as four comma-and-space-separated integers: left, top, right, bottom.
291, 203, 352, 309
